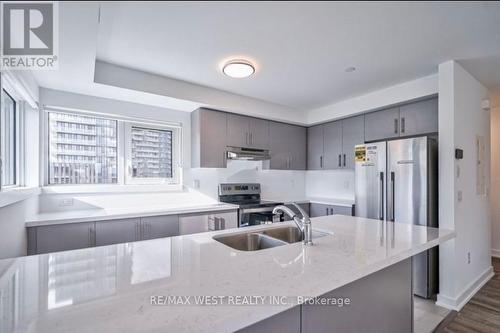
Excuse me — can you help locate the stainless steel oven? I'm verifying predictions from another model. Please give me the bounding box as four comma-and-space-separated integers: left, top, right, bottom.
218, 183, 283, 227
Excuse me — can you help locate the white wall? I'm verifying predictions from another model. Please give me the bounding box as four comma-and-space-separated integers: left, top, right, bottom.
437, 61, 492, 311
490, 92, 500, 257
307, 74, 438, 125
185, 160, 306, 201
305, 170, 355, 200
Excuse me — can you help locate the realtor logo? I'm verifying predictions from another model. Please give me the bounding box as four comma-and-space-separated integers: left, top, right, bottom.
1, 1, 58, 69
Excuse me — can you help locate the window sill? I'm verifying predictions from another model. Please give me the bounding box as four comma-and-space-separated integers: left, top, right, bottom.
41, 184, 184, 195
0, 187, 41, 208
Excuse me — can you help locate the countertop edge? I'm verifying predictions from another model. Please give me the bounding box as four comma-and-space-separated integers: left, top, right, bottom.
25, 204, 239, 227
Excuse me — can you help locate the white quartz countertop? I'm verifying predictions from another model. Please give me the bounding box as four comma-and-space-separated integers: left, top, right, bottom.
26, 202, 238, 227
1, 215, 454, 333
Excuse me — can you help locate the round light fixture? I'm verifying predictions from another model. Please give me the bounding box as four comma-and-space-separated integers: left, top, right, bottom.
222, 60, 255, 78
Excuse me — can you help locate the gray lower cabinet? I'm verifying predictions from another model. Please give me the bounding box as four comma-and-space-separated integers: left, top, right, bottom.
238, 258, 412, 333
307, 125, 324, 170
341, 115, 365, 169
364, 107, 400, 142
191, 108, 227, 168
269, 122, 306, 170
30, 222, 94, 255
141, 215, 179, 240
309, 203, 353, 217
95, 218, 141, 246
399, 98, 438, 136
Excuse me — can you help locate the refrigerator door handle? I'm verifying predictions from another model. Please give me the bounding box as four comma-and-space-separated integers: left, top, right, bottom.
390, 171, 395, 221
379, 172, 384, 220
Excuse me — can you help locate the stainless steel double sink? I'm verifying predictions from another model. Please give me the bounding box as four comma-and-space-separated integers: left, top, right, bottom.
213, 226, 329, 251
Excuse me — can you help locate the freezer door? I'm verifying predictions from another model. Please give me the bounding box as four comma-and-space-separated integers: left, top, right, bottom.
387, 137, 427, 226
355, 142, 387, 219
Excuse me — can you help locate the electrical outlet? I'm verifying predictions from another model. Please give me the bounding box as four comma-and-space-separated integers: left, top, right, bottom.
456, 165, 460, 178
467, 252, 471, 264
457, 190, 463, 202
193, 179, 200, 189
59, 198, 74, 207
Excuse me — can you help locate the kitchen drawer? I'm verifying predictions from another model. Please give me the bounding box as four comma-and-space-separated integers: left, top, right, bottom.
310, 203, 353, 217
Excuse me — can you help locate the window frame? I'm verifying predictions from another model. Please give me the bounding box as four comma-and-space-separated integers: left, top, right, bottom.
42, 107, 182, 188
0, 85, 23, 190
124, 122, 180, 185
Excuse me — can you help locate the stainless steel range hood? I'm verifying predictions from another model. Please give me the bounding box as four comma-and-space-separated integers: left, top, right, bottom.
226, 146, 271, 161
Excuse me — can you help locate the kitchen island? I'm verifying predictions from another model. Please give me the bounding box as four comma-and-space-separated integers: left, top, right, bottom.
0, 215, 454, 333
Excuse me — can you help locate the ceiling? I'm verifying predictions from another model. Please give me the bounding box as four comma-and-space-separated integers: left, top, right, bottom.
33, 2, 500, 115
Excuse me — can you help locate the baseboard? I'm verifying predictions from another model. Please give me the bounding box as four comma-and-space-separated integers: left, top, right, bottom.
436, 265, 494, 311
492, 249, 500, 258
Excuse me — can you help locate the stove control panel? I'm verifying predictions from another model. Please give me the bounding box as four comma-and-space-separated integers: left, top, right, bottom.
219, 183, 261, 196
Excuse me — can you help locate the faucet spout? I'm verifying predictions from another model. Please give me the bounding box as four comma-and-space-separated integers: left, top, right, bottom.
272, 204, 313, 245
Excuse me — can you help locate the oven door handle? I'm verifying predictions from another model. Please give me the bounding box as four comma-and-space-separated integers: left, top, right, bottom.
240, 207, 276, 214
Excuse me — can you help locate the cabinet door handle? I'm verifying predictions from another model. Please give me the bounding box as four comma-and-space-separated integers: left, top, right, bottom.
250, 132, 253, 145
325, 208, 329, 216
245, 132, 248, 145
394, 119, 399, 134
343, 154, 346, 167
338, 154, 341, 167
401, 117, 405, 133
88, 226, 92, 246
320, 156, 323, 168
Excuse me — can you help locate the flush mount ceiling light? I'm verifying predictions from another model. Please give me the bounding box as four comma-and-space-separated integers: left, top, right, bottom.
222, 60, 255, 78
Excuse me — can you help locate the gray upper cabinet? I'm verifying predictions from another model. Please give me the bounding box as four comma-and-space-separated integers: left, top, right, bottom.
141, 215, 179, 240
269, 122, 306, 170
364, 97, 438, 142
364, 107, 400, 142
341, 115, 365, 169
34, 222, 94, 254
323, 121, 343, 169
227, 114, 269, 149
95, 218, 141, 246
399, 98, 438, 137
227, 114, 249, 147
191, 108, 227, 168
307, 125, 324, 170
249, 117, 270, 149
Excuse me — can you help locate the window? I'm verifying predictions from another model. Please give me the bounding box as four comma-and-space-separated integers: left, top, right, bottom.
130, 126, 172, 178
125, 123, 178, 185
1, 89, 16, 186
45, 109, 181, 186
48, 111, 118, 184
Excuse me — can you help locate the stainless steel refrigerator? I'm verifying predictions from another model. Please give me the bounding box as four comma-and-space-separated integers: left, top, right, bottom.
354, 136, 438, 298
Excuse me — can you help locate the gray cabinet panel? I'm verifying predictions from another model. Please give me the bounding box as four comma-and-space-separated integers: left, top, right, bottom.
310, 203, 353, 217
307, 125, 323, 170
310, 203, 329, 217
269, 122, 289, 170
192, 109, 227, 168
141, 215, 179, 240
289, 125, 307, 170
323, 121, 343, 169
237, 306, 300, 333
301, 258, 412, 333
249, 118, 269, 149
341, 115, 365, 169
227, 114, 250, 147
95, 218, 141, 246
270, 122, 306, 170
35, 222, 94, 254
399, 98, 438, 136
364, 107, 400, 142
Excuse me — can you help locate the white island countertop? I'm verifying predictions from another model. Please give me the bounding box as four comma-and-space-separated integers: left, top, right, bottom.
0, 215, 455, 333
